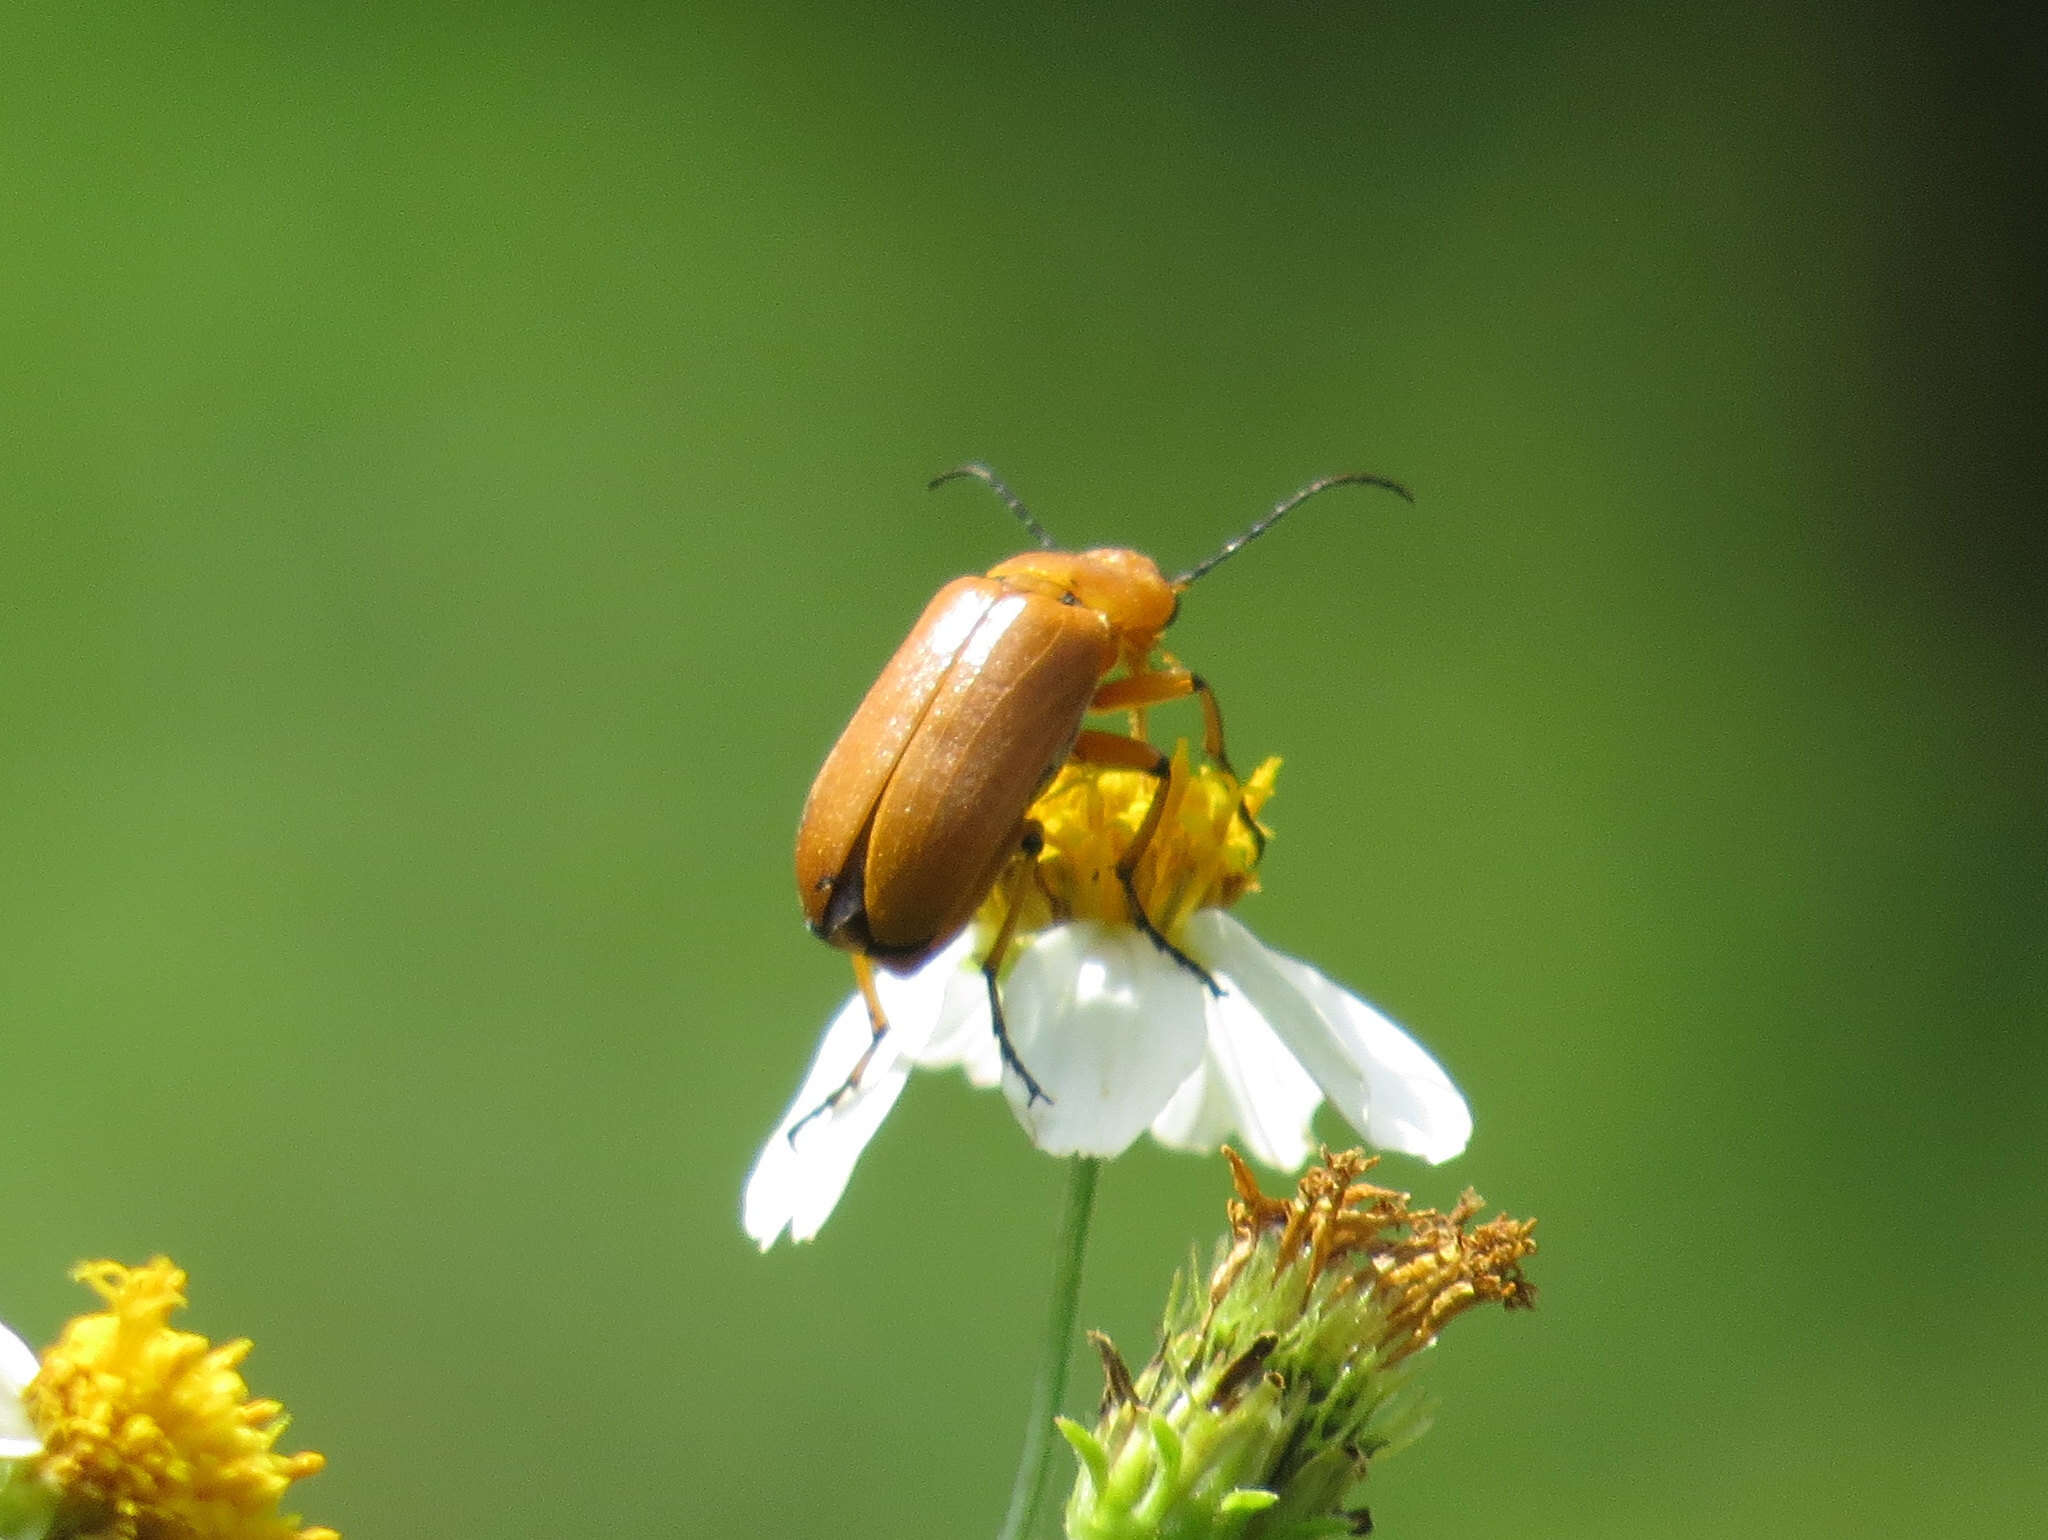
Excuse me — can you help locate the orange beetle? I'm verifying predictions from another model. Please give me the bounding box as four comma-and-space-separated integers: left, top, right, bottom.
795, 464, 1411, 1110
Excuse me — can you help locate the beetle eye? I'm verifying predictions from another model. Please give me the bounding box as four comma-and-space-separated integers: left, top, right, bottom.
1060, 592, 1080, 606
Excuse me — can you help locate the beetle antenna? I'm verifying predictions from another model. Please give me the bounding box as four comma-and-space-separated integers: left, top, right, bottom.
928, 463, 1057, 550
1174, 472, 1415, 587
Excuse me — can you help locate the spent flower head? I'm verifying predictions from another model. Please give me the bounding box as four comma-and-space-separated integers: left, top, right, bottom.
1060, 1148, 1536, 1540
1, 1258, 332, 1540
747, 753, 1472, 1246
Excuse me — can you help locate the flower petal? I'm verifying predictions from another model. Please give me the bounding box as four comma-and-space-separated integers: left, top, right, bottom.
1186, 910, 1471, 1164
1000, 921, 1210, 1157
0, 1319, 40, 1459
743, 944, 987, 1248
1148, 1057, 1235, 1156
742, 1005, 902, 1248
1274, 954, 1471, 1162
875, 934, 976, 1058
900, 934, 1002, 1088
1149, 987, 1323, 1171
1201, 987, 1323, 1169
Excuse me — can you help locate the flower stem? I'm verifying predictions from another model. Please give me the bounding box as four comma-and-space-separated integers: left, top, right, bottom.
997, 1156, 1101, 1540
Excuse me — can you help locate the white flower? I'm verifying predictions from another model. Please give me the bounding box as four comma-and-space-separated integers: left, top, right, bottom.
742, 911, 1470, 1248
0, 1317, 40, 1461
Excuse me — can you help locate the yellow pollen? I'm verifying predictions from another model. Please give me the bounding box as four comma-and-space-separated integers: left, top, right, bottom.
23, 1258, 335, 1540
978, 747, 1280, 946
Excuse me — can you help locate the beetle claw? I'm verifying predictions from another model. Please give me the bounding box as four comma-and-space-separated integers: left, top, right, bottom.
1151, 929, 1224, 998
1004, 1052, 1053, 1108
785, 1088, 842, 1145
785, 1013, 891, 1143
1119, 869, 1224, 996
984, 962, 1053, 1106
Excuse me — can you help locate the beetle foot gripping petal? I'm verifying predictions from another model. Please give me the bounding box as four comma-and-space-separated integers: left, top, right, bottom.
1117, 863, 1223, 996
785, 1058, 868, 1145
786, 1072, 866, 1146
983, 961, 1052, 1106
785, 955, 897, 1142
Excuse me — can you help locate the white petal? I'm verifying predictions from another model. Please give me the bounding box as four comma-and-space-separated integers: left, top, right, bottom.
900, 935, 1002, 1087
874, 933, 977, 1060
1000, 921, 1210, 1157
1148, 989, 1322, 1171
0, 1320, 39, 1459
1276, 955, 1470, 1162
742, 944, 980, 1248
1200, 986, 1323, 1169
1186, 910, 1471, 1164
743, 1000, 905, 1248
1148, 1057, 1236, 1156
1185, 911, 1372, 1135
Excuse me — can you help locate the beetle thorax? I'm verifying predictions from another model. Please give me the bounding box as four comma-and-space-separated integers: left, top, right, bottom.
986, 547, 1178, 654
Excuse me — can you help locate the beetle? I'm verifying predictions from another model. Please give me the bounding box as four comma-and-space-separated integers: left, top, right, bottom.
794, 463, 1412, 1117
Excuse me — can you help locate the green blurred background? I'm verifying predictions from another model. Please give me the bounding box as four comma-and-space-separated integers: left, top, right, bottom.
3, 4, 2042, 1536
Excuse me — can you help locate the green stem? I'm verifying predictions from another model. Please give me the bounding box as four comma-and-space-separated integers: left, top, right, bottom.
997, 1156, 1102, 1540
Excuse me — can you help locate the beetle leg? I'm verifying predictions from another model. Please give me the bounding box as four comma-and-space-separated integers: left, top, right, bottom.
1088, 668, 1267, 861
786, 954, 892, 1143
1186, 672, 1267, 863
1070, 730, 1222, 996
981, 831, 1052, 1106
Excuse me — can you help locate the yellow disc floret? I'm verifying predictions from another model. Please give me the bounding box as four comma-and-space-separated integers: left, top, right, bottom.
980, 747, 1280, 946
23, 1258, 334, 1540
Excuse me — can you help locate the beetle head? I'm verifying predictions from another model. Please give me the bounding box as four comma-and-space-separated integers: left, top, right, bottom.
987, 547, 1179, 650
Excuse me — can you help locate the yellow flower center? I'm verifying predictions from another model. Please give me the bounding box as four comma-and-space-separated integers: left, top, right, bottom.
977, 747, 1280, 946
24, 1258, 334, 1540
